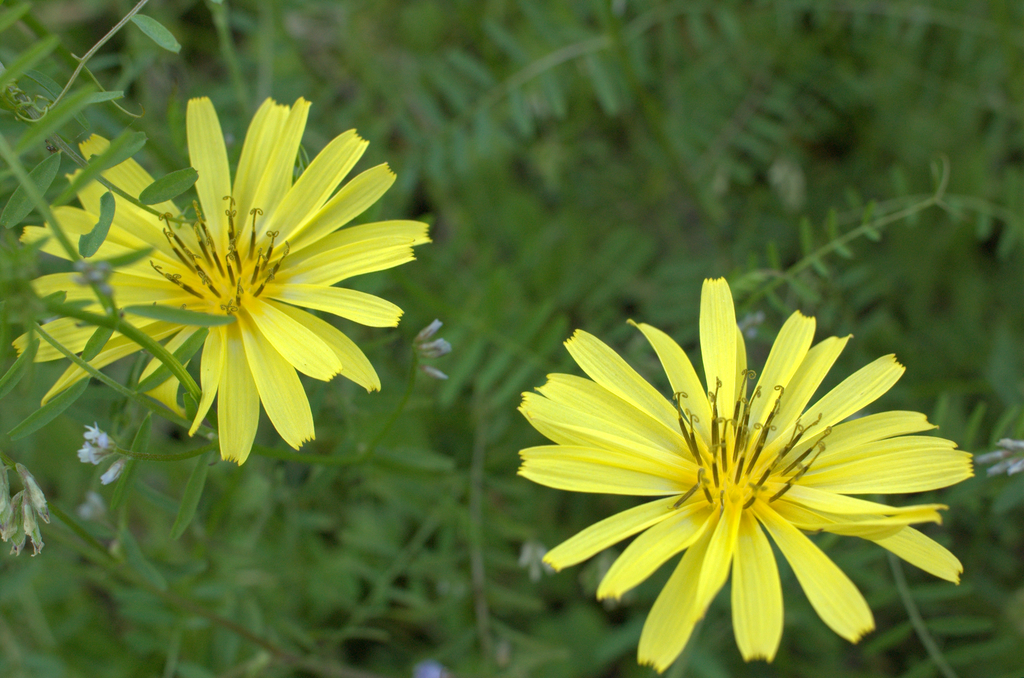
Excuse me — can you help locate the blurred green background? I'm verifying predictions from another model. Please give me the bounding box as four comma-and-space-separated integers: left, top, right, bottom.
1, 0, 1024, 676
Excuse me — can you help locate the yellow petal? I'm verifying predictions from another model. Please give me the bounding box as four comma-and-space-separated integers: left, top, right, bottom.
271, 303, 380, 392
783, 484, 947, 516
598, 503, 714, 600
772, 499, 942, 537
543, 496, 679, 571
518, 445, 689, 495
699, 278, 737, 413
269, 130, 369, 241
21, 317, 98, 361
140, 328, 198, 416
138, 327, 197, 382
187, 97, 232, 251
766, 352, 903, 461
731, 511, 783, 661
735, 324, 748, 401
239, 311, 314, 450
246, 297, 342, 380
77, 135, 180, 217
279, 236, 416, 286
748, 311, 815, 428
564, 330, 679, 433
871, 527, 963, 583
41, 322, 179, 403
532, 373, 687, 455
232, 98, 289, 222
288, 163, 397, 250
251, 98, 310, 221
757, 503, 874, 642
287, 220, 430, 268
800, 436, 972, 493
630, 320, 713, 448
266, 284, 403, 327
785, 410, 935, 468
190, 326, 225, 435
696, 499, 740, 607
769, 335, 849, 444
217, 323, 260, 463
637, 523, 716, 672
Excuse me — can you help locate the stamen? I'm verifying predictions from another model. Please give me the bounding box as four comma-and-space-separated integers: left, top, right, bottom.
163, 229, 197, 274
250, 248, 265, 285
150, 261, 204, 299
247, 208, 262, 260
673, 482, 700, 508
223, 196, 237, 242
781, 427, 830, 475
768, 481, 793, 503
201, 221, 225, 277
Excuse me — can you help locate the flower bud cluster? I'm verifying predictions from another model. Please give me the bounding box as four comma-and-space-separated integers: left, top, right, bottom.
78, 423, 126, 484
0, 463, 49, 556
414, 319, 452, 380
72, 260, 114, 297
977, 438, 1024, 477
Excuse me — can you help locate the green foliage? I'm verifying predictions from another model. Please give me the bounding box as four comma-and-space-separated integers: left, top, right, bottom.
1, 1, 1023, 677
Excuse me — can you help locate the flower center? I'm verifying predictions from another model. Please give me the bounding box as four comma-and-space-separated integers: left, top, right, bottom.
672, 375, 831, 512
149, 197, 290, 315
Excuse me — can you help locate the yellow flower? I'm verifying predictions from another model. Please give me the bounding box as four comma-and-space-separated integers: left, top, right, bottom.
17, 97, 429, 463
518, 278, 971, 670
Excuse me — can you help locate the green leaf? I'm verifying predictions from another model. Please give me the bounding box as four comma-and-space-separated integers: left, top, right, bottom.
78, 191, 115, 257
120, 527, 168, 590
0, 4, 31, 34
138, 167, 198, 205
136, 328, 209, 392
0, 338, 37, 399
98, 247, 154, 269
80, 90, 125, 105
183, 392, 199, 423
81, 326, 114, 362
131, 14, 181, 53
112, 414, 151, 512
124, 305, 236, 327
7, 376, 88, 440
0, 35, 58, 91
1, 152, 62, 228
170, 452, 211, 539
15, 87, 95, 152
55, 131, 147, 205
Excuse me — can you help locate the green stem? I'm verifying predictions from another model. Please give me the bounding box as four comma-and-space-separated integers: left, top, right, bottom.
888, 553, 960, 678
118, 441, 217, 462
743, 157, 950, 309
43, 300, 202, 402
33, 321, 195, 431
50, 0, 151, 108
207, 0, 250, 113
46, 500, 116, 563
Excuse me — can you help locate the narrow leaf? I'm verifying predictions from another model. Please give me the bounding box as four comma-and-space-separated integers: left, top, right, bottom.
55, 131, 147, 205
1, 152, 62, 228
111, 414, 151, 511
99, 247, 153, 269
0, 4, 31, 34
0, 35, 59, 91
7, 376, 89, 440
170, 452, 211, 539
81, 326, 114, 362
136, 328, 209, 393
124, 305, 236, 327
78, 191, 116, 257
0, 338, 37, 399
130, 14, 181, 53
138, 167, 198, 205
80, 90, 125, 105
120, 527, 168, 590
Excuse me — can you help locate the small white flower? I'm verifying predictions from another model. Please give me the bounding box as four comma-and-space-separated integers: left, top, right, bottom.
980, 438, 1024, 477
76, 491, 107, 521
419, 365, 449, 381
518, 540, 556, 582
79, 423, 115, 465
100, 458, 127, 485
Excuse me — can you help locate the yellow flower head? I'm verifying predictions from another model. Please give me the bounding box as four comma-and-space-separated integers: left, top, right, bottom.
518, 278, 972, 670
18, 97, 429, 463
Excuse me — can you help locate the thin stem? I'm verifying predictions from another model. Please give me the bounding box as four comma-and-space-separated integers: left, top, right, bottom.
468, 388, 493, 662
118, 441, 217, 462
50, 0, 151, 108
207, 0, 250, 112
743, 156, 950, 308
33, 322, 196, 431
359, 354, 419, 462
250, 444, 362, 466
43, 300, 202, 402
888, 553, 960, 678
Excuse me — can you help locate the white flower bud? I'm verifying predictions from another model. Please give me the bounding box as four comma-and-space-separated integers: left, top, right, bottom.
16, 463, 48, 524
100, 458, 127, 485
21, 497, 43, 556
419, 365, 449, 380
415, 319, 444, 343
